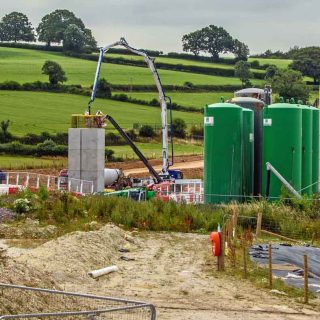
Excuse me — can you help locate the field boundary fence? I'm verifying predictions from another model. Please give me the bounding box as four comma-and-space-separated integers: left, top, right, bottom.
0, 283, 156, 320
0, 172, 93, 195
215, 209, 318, 302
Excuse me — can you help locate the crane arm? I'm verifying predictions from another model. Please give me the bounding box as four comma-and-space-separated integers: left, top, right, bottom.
88, 38, 170, 175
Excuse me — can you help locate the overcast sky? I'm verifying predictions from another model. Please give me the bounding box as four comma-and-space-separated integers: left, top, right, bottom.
0, 0, 319, 54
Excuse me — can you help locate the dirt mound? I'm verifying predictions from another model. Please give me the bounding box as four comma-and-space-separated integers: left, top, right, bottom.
15, 224, 128, 284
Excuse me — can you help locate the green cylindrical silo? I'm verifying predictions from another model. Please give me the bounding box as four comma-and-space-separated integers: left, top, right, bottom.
242, 108, 254, 199
300, 105, 313, 195
262, 103, 302, 199
204, 103, 243, 204
311, 106, 320, 193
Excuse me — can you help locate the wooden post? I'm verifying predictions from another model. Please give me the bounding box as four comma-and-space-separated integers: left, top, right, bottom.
218, 228, 225, 271
256, 212, 262, 237
243, 244, 247, 279
232, 212, 238, 238
269, 243, 272, 288
304, 255, 309, 304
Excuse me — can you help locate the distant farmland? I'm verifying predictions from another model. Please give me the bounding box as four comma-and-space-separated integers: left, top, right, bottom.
0, 47, 265, 86
0, 91, 203, 135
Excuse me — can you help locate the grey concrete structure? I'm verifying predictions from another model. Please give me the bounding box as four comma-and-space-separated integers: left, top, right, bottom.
68, 128, 105, 192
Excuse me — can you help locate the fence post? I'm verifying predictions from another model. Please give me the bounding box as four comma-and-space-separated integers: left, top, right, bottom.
269, 244, 272, 288
243, 243, 247, 279
304, 255, 309, 304
218, 228, 225, 271
256, 212, 262, 237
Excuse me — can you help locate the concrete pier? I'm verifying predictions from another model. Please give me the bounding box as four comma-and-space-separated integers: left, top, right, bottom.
68, 128, 105, 192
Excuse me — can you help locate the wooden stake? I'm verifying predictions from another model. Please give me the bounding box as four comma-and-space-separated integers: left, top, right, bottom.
218, 228, 225, 271
243, 244, 247, 279
256, 212, 262, 237
269, 243, 272, 288
304, 255, 309, 304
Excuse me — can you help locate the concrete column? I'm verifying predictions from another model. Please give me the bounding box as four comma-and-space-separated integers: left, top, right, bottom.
68, 128, 105, 192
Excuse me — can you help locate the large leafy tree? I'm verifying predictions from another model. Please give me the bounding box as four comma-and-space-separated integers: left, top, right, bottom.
232, 39, 249, 61
271, 69, 310, 101
0, 12, 35, 42
290, 47, 320, 84
37, 9, 86, 46
234, 60, 252, 87
182, 25, 248, 60
201, 25, 233, 60
42, 60, 67, 85
63, 24, 86, 51
182, 30, 204, 56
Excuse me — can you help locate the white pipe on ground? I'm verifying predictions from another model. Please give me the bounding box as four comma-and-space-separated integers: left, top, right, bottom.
88, 265, 119, 279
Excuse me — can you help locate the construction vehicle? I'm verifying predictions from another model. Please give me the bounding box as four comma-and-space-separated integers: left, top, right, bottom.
87, 38, 182, 182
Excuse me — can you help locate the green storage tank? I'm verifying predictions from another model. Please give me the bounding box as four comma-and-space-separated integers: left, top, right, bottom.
300, 105, 313, 195
204, 103, 243, 204
311, 106, 320, 193
242, 108, 254, 199
262, 103, 302, 199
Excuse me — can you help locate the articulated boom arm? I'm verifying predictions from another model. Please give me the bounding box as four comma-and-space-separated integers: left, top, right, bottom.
88, 38, 170, 175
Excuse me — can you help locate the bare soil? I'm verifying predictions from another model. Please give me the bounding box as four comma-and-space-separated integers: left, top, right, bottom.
1, 224, 320, 319
16, 155, 204, 179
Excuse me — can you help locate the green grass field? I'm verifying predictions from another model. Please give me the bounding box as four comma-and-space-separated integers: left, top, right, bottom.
111, 142, 203, 160
115, 91, 234, 109
107, 53, 264, 73
248, 57, 292, 69
0, 47, 263, 86
0, 91, 203, 135
0, 155, 67, 170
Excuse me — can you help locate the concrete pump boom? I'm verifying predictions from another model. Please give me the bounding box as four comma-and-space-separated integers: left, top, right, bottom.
88, 38, 170, 176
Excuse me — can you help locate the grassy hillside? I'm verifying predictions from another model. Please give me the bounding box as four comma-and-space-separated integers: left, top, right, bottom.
248, 57, 292, 69
115, 91, 234, 109
0, 47, 264, 86
107, 53, 264, 73
0, 91, 202, 135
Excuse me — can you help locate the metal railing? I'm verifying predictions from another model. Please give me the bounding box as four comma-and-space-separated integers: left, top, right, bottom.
156, 179, 204, 204
0, 172, 93, 195
0, 284, 156, 320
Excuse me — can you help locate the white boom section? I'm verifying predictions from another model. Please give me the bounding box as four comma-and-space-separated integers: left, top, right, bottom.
88, 38, 169, 175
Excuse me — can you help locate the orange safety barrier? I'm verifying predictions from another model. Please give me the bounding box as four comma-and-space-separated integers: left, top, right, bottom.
210, 232, 221, 256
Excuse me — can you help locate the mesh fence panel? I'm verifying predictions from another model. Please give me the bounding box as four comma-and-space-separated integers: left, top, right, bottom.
0, 284, 155, 320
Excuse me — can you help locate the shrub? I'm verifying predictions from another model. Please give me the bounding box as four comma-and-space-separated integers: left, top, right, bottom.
105, 132, 122, 145
250, 60, 260, 68
190, 125, 203, 139
171, 118, 187, 139
13, 198, 31, 214
139, 125, 156, 138
125, 129, 137, 141
96, 78, 112, 98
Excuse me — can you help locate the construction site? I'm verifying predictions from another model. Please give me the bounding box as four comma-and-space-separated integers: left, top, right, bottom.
1, 3, 320, 319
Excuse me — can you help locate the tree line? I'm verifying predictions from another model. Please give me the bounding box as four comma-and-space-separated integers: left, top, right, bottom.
0, 10, 96, 52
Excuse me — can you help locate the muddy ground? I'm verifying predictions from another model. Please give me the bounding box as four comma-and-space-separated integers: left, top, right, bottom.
1, 223, 320, 319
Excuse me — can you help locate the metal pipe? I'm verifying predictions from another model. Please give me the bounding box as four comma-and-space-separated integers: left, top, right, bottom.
266, 162, 302, 199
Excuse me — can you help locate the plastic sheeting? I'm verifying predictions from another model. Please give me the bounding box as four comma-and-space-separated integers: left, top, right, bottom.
250, 244, 320, 294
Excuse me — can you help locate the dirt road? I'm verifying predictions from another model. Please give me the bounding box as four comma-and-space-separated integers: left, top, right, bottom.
123, 160, 203, 176
1, 225, 319, 319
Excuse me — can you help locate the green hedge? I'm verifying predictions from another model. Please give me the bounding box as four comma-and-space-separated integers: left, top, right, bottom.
65, 52, 265, 79
0, 141, 116, 160
0, 42, 64, 52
